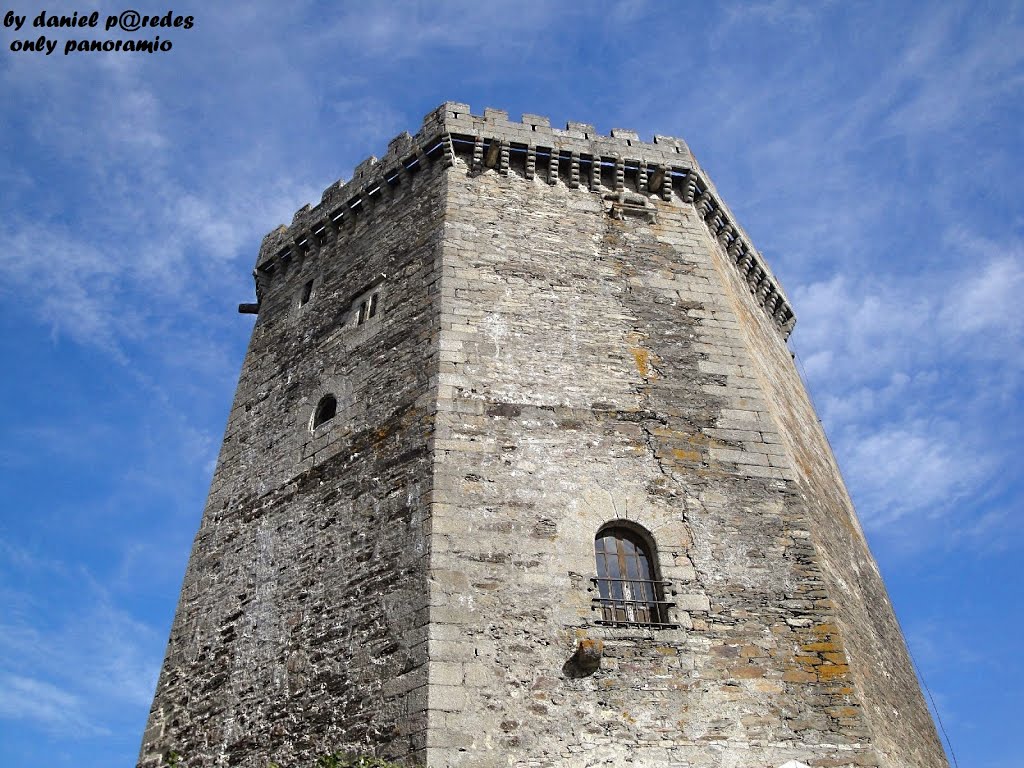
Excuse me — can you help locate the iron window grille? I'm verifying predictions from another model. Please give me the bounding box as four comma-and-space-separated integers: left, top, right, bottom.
591, 577, 676, 627
593, 527, 676, 628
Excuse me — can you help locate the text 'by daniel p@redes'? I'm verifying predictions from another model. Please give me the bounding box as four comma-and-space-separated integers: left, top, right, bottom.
3, 9, 194, 55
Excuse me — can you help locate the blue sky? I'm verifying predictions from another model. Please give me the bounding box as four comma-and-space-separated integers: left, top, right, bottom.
0, 1, 1020, 766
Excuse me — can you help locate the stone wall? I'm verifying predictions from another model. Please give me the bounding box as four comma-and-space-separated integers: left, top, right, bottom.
706, 165, 950, 767
137, 154, 447, 767
428, 156, 884, 767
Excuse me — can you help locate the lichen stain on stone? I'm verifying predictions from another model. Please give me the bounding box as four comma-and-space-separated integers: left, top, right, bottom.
629, 346, 650, 377
672, 448, 702, 462
817, 664, 851, 681
802, 641, 840, 653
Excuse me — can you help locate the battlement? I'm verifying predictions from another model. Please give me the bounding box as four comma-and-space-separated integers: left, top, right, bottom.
255, 102, 795, 339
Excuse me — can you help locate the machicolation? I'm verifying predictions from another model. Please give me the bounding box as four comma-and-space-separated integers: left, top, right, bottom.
253, 102, 795, 340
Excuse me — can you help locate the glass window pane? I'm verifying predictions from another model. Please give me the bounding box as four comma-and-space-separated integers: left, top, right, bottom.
594, 526, 665, 627
605, 553, 621, 580
596, 551, 610, 579
619, 536, 637, 557
625, 555, 643, 580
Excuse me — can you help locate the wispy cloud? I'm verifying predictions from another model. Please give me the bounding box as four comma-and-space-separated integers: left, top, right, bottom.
0, 675, 102, 736
0, 544, 161, 736
939, 232, 1024, 345
882, 5, 1024, 139
839, 420, 997, 529
789, 237, 1021, 545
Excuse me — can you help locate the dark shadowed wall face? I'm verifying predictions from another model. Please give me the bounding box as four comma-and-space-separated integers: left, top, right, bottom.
138, 153, 448, 767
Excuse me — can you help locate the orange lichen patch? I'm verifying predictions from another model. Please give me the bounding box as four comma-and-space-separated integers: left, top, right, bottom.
826, 706, 861, 719
794, 453, 816, 479
782, 669, 816, 683
812, 622, 840, 636
801, 641, 840, 653
655, 646, 678, 656
816, 664, 850, 681
672, 448, 702, 462
822, 652, 847, 665
630, 346, 653, 378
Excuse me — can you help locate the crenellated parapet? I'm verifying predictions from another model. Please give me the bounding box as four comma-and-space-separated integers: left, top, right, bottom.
254, 102, 796, 339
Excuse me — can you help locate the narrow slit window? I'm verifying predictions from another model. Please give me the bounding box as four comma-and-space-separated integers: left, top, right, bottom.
300, 280, 314, 306
367, 292, 378, 319
357, 300, 368, 325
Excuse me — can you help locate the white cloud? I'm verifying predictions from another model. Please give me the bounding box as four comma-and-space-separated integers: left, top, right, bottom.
939, 234, 1024, 343
721, 0, 829, 31
792, 274, 932, 388
883, 7, 1024, 139
0, 562, 161, 729
787, 230, 1021, 545
0, 675, 103, 736
840, 422, 995, 529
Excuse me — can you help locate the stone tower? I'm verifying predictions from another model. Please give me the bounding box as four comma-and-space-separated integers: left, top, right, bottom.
138, 103, 949, 768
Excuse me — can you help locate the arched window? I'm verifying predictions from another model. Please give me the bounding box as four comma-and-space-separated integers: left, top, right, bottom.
311, 394, 337, 430
594, 526, 669, 627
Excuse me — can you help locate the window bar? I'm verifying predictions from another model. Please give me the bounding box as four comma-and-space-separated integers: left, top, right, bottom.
591, 576, 676, 627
